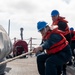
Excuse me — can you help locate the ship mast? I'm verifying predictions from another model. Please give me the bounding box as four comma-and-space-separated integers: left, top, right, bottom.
8, 19, 10, 36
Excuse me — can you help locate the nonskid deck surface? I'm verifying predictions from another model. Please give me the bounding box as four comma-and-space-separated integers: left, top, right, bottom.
5, 56, 39, 75
5, 56, 75, 75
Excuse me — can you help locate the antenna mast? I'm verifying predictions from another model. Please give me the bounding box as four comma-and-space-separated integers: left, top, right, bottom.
8, 19, 10, 36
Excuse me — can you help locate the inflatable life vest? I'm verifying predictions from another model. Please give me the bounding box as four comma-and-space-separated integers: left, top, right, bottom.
43, 29, 68, 54
51, 16, 70, 36
71, 31, 75, 41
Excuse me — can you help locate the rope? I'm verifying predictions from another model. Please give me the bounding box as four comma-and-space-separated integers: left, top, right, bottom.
0, 51, 33, 65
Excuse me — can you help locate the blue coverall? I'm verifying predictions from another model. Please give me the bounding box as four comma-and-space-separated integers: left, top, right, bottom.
36, 33, 72, 75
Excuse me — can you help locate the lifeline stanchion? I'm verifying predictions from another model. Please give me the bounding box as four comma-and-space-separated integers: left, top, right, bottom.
0, 51, 33, 65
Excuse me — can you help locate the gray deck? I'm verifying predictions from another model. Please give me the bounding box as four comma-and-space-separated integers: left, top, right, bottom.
5, 56, 75, 75
5, 56, 39, 75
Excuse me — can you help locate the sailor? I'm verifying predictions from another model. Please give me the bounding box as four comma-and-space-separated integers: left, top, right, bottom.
33, 21, 72, 75
70, 27, 75, 66
51, 10, 71, 75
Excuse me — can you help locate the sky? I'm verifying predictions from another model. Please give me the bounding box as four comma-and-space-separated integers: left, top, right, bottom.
0, 0, 75, 44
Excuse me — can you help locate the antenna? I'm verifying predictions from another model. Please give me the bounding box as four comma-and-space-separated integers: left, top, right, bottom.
8, 19, 10, 36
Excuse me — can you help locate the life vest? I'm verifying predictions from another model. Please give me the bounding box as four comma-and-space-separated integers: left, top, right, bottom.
43, 29, 68, 54
51, 16, 70, 36
71, 31, 75, 41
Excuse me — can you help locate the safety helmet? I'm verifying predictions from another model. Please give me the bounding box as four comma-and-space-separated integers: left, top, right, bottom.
51, 10, 59, 16
70, 27, 74, 31
37, 21, 47, 31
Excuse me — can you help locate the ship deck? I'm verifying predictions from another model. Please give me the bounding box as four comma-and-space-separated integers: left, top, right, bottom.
5, 56, 75, 75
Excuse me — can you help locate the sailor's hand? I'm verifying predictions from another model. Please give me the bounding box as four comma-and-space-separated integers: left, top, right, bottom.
33, 46, 43, 53
33, 48, 39, 53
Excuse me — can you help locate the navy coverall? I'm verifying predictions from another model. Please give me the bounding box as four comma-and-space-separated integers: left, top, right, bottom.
36, 33, 72, 75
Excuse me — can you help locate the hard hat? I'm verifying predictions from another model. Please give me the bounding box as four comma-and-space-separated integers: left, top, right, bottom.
37, 21, 47, 31
51, 10, 59, 16
70, 27, 74, 30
